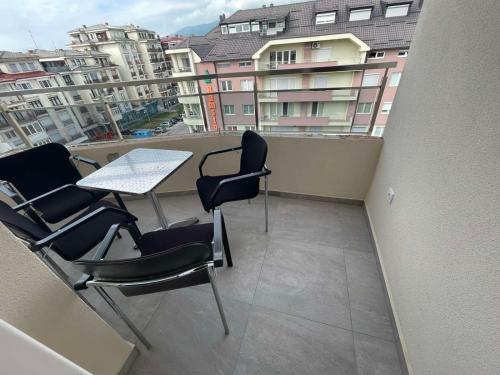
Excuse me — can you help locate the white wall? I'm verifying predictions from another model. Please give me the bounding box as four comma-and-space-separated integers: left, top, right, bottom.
0, 225, 134, 374
365, 1, 500, 374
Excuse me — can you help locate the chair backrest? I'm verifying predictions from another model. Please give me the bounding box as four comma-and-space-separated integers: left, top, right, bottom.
0, 143, 81, 200
73, 243, 212, 296
239, 131, 268, 174
0, 201, 50, 243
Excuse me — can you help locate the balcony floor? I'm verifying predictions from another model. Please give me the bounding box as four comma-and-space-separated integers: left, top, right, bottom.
57, 193, 402, 375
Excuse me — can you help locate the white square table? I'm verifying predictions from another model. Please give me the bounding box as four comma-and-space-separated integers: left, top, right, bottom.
77, 148, 198, 229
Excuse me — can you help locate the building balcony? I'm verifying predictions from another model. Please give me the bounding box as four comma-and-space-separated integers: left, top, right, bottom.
182, 114, 203, 126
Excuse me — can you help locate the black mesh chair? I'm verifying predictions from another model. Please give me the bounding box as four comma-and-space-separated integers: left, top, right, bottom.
0, 143, 125, 227
197, 130, 271, 231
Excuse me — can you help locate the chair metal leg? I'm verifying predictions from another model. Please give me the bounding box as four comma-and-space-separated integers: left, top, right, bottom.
95, 287, 152, 350
264, 175, 269, 233
207, 266, 229, 335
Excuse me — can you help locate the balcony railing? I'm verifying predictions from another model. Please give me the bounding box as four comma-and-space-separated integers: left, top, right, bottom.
0, 61, 395, 150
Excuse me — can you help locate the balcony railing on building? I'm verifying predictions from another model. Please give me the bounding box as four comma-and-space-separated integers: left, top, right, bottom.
0, 61, 395, 151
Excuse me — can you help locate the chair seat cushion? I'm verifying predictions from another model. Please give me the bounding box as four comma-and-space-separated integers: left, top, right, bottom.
53, 200, 130, 261
196, 174, 260, 211
33, 186, 108, 223
137, 223, 213, 256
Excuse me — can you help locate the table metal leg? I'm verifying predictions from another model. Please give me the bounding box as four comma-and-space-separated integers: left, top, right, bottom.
148, 190, 199, 230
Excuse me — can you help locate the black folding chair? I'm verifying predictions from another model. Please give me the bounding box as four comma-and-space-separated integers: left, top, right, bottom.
0, 143, 126, 229
197, 130, 271, 232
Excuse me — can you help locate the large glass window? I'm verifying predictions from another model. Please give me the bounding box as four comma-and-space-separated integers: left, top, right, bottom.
311, 102, 324, 117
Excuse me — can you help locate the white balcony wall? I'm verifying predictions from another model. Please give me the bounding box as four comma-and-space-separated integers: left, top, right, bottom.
365, 1, 500, 374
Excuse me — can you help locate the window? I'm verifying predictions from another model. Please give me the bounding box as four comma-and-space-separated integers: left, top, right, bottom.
372, 126, 385, 137
49, 96, 63, 106
269, 50, 296, 66
313, 75, 328, 88
23, 124, 40, 136
16, 82, 32, 90
390, 72, 402, 86
9, 63, 19, 73
28, 100, 43, 108
367, 51, 385, 59
4, 130, 18, 139
381, 102, 392, 114
228, 23, 250, 34
62, 75, 74, 85
221, 80, 232, 91
243, 104, 254, 115
349, 7, 372, 21
251, 22, 260, 32
362, 73, 380, 86
227, 126, 237, 131
398, 50, 409, 58
356, 102, 373, 114
221, 25, 228, 34
19, 63, 29, 72
217, 62, 230, 68
28, 62, 36, 70
223, 105, 235, 115
39, 80, 52, 88
315, 11, 336, 24
240, 79, 254, 91
281, 102, 294, 117
311, 102, 324, 117
239, 61, 252, 67
386, 4, 410, 18
13, 112, 25, 121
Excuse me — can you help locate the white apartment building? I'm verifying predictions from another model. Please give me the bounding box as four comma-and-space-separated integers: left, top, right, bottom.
0, 52, 88, 147
68, 23, 171, 100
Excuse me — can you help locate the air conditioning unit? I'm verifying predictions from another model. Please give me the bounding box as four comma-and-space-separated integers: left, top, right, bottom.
311, 42, 321, 49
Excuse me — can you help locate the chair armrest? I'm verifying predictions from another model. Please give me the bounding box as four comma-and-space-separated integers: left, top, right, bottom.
209, 169, 271, 208
71, 155, 101, 169
13, 184, 77, 212
33, 206, 138, 250
199, 146, 242, 177
73, 223, 132, 291
212, 208, 223, 267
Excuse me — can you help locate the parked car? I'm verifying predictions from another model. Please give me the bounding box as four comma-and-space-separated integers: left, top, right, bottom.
132, 129, 153, 138
170, 118, 178, 125
121, 129, 132, 135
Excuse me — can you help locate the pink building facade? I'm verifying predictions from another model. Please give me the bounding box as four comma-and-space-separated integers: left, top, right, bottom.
167, 0, 420, 136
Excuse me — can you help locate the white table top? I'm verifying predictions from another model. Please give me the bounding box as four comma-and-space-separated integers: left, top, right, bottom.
77, 148, 193, 195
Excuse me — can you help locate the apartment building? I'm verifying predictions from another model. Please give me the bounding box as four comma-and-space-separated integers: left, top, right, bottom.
166, 0, 421, 136
68, 23, 172, 100
0, 51, 88, 147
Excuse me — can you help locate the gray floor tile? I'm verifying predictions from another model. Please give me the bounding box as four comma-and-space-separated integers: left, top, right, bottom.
253, 237, 352, 330
354, 332, 402, 375
128, 288, 251, 375
195, 230, 269, 304
235, 306, 357, 375
345, 251, 394, 341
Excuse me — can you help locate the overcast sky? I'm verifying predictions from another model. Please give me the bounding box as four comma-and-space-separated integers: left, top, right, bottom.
0, 0, 304, 52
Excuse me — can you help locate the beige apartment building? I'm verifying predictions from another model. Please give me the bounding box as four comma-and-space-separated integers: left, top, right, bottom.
68, 23, 172, 100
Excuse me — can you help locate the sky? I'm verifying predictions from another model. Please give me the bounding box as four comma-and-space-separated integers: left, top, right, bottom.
0, 0, 305, 52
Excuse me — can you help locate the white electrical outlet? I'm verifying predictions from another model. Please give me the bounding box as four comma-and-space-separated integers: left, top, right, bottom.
387, 187, 395, 205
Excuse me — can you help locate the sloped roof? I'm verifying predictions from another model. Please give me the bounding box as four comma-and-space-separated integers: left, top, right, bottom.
174, 0, 421, 61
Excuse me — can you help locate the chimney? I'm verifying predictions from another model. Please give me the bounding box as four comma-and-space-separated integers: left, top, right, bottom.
263, 4, 266, 8
105, 22, 109, 26
219, 13, 226, 22
82, 24, 87, 28
270, 3, 274, 6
